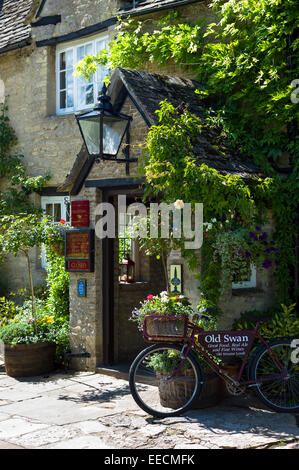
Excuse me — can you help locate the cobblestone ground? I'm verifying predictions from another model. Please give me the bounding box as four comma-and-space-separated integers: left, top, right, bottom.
0, 365, 298, 450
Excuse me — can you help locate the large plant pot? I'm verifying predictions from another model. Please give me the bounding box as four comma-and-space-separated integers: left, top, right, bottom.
2, 342, 56, 377
157, 369, 221, 409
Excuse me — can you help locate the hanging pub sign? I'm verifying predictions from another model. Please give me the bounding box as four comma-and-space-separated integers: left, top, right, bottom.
65, 228, 94, 272
71, 200, 90, 227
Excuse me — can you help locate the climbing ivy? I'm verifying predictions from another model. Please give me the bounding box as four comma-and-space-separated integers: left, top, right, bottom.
75, 0, 299, 307
0, 104, 50, 215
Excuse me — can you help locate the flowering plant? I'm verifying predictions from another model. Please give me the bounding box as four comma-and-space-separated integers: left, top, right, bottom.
44, 219, 69, 243
130, 291, 194, 331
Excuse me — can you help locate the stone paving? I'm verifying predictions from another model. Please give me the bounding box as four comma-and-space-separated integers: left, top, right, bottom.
0, 363, 298, 450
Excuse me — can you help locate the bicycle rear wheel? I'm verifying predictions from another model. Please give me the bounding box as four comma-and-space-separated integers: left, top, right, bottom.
129, 343, 204, 418
249, 338, 299, 413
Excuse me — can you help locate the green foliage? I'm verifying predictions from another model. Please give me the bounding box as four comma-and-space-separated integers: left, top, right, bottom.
145, 349, 191, 374
43, 245, 70, 320
75, 2, 299, 306
0, 299, 69, 363
130, 291, 194, 332
0, 104, 50, 216
0, 296, 17, 327
232, 303, 299, 339
0, 213, 46, 257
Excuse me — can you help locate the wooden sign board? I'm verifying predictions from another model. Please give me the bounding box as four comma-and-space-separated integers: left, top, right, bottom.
71, 200, 89, 227
65, 229, 94, 272
196, 331, 255, 358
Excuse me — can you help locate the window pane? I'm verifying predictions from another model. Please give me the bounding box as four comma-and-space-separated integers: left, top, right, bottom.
60, 52, 66, 70
66, 49, 73, 68
86, 84, 94, 104
67, 88, 74, 108
46, 204, 53, 217
85, 43, 93, 56
60, 71, 66, 90
78, 85, 86, 107
66, 69, 74, 86
53, 204, 61, 222
77, 45, 85, 61
60, 90, 66, 109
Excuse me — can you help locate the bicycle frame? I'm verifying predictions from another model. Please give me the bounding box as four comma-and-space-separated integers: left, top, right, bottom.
181, 320, 288, 387
143, 315, 288, 388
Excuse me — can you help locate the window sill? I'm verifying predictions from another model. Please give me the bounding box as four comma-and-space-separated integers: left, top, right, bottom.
232, 287, 264, 297
119, 281, 149, 288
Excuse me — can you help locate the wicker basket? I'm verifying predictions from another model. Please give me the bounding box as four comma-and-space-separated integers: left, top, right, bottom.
143, 315, 187, 342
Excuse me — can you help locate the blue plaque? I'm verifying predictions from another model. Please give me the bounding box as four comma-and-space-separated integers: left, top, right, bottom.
77, 279, 86, 297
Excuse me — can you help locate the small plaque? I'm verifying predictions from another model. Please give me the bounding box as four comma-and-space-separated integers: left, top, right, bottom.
77, 279, 86, 297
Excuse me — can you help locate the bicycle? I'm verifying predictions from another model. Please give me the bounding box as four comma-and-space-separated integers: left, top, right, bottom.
129, 310, 299, 417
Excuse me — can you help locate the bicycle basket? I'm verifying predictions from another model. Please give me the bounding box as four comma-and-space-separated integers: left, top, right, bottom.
143, 315, 187, 342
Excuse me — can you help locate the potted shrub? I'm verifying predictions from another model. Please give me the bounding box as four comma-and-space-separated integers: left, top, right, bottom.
0, 214, 59, 377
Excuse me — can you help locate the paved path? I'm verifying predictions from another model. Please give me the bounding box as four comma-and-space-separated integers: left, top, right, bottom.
0, 364, 298, 450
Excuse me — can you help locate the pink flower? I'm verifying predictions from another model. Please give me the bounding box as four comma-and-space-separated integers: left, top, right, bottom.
28, 318, 33, 323
48, 234, 52, 238
147, 295, 154, 300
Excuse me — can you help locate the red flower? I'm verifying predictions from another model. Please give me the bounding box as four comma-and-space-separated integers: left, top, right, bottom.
60, 219, 66, 224
48, 234, 52, 237
147, 295, 154, 300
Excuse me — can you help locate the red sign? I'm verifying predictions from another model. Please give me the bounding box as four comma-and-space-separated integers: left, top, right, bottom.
196, 330, 255, 358
67, 232, 89, 258
68, 260, 89, 271
71, 200, 89, 227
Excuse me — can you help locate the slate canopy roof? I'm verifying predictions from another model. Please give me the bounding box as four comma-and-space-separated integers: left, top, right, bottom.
59, 67, 262, 194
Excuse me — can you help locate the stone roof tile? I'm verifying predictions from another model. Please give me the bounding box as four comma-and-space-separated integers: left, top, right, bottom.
0, 0, 33, 53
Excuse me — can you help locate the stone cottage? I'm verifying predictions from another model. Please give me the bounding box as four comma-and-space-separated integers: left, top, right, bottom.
0, 0, 276, 370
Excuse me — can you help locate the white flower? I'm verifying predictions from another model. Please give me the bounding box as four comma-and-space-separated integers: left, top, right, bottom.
160, 291, 168, 297
211, 218, 217, 223
174, 199, 184, 210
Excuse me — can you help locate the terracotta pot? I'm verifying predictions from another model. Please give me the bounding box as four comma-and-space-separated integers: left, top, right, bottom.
2, 342, 56, 377
157, 369, 221, 409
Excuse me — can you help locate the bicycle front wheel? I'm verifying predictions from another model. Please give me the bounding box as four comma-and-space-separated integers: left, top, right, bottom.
129, 343, 204, 418
249, 338, 299, 413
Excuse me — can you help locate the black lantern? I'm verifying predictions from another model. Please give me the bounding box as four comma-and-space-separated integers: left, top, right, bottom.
76, 84, 135, 171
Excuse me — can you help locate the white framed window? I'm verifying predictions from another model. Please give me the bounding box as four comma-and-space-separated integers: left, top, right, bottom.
41, 196, 70, 223
232, 265, 257, 289
56, 34, 109, 115
41, 196, 70, 267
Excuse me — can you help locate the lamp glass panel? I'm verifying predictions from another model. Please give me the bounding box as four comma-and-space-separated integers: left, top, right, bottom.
103, 116, 128, 156
78, 117, 100, 155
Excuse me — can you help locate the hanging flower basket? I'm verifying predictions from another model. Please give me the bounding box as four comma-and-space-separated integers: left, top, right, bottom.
50, 241, 64, 257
